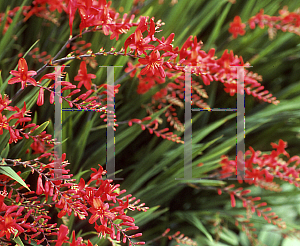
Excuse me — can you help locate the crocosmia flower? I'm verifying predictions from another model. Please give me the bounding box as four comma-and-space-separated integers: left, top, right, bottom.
8, 58, 37, 89
138, 50, 166, 78
74, 61, 96, 90
229, 16, 246, 38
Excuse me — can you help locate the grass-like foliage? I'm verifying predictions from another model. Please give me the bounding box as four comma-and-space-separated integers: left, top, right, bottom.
0, 0, 300, 245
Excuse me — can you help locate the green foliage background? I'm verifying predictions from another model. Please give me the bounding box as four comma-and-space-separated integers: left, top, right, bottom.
1, 0, 300, 245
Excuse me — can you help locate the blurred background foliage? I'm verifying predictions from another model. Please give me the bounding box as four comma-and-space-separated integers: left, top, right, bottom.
1, 0, 300, 245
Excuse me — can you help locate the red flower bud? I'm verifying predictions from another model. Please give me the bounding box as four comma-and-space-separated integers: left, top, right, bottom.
36, 175, 44, 195
37, 88, 44, 106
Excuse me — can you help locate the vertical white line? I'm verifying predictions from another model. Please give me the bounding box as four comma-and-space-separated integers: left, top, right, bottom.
106, 66, 116, 179
236, 66, 245, 180
99, 66, 123, 180
183, 66, 193, 179
54, 66, 63, 180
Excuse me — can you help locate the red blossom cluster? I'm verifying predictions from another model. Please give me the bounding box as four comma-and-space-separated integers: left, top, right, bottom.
128, 116, 183, 143
7, 58, 111, 116
219, 139, 300, 189
161, 228, 197, 245
0, 93, 52, 145
123, 19, 278, 104
0, 156, 148, 245
218, 184, 285, 228
3, 1, 299, 245
6, 0, 279, 132
1, 0, 135, 38
1, 83, 147, 245
203, 140, 300, 243
4, 0, 281, 141
216, 183, 286, 244
122, 18, 278, 134
229, 6, 300, 39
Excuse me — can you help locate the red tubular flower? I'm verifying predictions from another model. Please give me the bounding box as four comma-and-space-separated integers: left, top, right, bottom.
138, 50, 165, 78
88, 164, 107, 185
229, 16, 246, 38
70, 230, 86, 246
36, 175, 45, 195
30, 139, 46, 154
74, 61, 96, 90
50, 91, 55, 104
271, 139, 289, 157
8, 58, 37, 89
0, 190, 8, 211
0, 213, 24, 239
155, 33, 175, 52
124, 62, 137, 77
67, 0, 78, 37
37, 87, 44, 106
94, 224, 113, 239
89, 197, 115, 224
126, 29, 155, 56
55, 224, 70, 246
0, 94, 13, 113
230, 193, 236, 207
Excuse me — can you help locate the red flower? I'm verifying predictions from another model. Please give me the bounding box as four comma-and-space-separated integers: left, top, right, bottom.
55, 224, 69, 246
0, 214, 24, 239
37, 87, 44, 106
70, 230, 86, 246
89, 197, 115, 224
94, 224, 112, 239
74, 61, 96, 90
124, 62, 137, 77
30, 139, 45, 154
230, 193, 236, 207
88, 164, 107, 185
36, 175, 45, 195
124, 29, 155, 55
271, 139, 290, 158
8, 58, 37, 89
229, 16, 246, 38
155, 33, 175, 52
138, 50, 165, 78
0, 94, 13, 113
67, 0, 78, 37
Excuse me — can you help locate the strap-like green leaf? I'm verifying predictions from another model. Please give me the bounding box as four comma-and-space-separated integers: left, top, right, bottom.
0, 157, 30, 191
0, 142, 9, 158
176, 212, 213, 242
13, 236, 25, 246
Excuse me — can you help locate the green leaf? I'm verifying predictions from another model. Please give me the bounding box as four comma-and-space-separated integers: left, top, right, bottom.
23, 39, 40, 59
133, 206, 168, 226
0, 158, 30, 191
0, 131, 10, 154
0, 0, 28, 61
180, 179, 225, 186
205, 2, 232, 48
218, 227, 239, 245
1, 142, 9, 158
0, 71, 3, 96
13, 236, 24, 246
71, 113, 94, 169
176, 212, 213, 242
